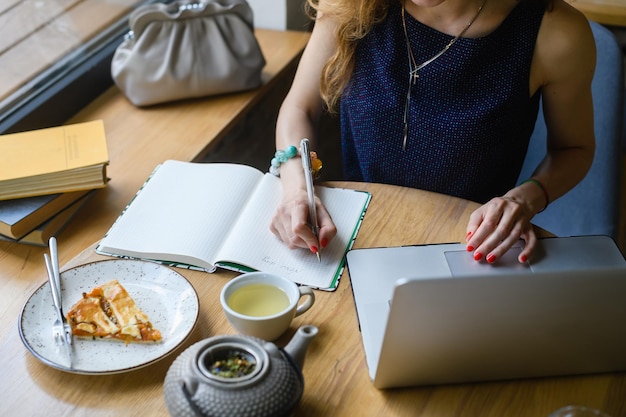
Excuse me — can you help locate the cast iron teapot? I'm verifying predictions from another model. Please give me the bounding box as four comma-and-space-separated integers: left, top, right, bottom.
163, 325, 318, 417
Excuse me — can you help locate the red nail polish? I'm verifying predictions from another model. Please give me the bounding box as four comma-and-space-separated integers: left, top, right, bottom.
474, 252, 483, 261
467, 245, 474, 252
487, 254, 496, 263
310, 246, 319, 255
520, 255, 528, 263
320, 238, 328, 248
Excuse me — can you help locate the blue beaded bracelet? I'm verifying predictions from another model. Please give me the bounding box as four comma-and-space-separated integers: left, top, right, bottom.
269, 145, 323, 178
269, 145, 299, 176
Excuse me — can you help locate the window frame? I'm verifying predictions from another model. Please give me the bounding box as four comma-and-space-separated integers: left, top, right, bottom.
0, 0, 171, 135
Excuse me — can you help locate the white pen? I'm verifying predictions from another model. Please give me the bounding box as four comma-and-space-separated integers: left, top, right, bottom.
300, 138, 321, 262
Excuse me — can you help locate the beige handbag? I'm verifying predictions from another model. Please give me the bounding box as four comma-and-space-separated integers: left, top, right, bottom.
111, 0, 266, 106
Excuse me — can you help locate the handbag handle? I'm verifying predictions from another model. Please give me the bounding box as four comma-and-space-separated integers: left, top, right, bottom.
129, 0, 254, 40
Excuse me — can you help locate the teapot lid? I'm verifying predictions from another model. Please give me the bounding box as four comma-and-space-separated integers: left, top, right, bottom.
195, 339, 270, 388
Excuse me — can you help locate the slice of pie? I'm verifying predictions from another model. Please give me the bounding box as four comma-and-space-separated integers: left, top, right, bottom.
66, 279, 162, 343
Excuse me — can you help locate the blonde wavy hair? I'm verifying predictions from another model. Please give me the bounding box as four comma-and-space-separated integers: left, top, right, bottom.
306, 0, 552, 113
306, 0, 389, 112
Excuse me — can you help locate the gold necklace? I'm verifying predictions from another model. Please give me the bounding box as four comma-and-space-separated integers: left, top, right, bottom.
401, 0, 488, 150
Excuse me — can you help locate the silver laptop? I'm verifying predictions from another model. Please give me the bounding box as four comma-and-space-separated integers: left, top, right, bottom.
346, 235, 626, 388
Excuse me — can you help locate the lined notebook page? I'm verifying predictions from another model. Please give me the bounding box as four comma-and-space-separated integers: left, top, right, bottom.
217, 173, 371, 289
98, 161, 264, 270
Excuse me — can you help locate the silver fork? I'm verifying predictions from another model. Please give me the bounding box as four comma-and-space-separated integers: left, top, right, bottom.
48, 237, 72, 346
44, 253, 65, 349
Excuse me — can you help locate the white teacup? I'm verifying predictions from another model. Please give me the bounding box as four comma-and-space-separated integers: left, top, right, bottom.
220, 272, 315, 341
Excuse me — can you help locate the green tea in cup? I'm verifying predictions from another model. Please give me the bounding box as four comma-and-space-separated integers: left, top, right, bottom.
227, 283, 291, 317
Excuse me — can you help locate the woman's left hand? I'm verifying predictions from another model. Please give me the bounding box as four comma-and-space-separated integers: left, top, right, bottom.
465, 195, 538, 264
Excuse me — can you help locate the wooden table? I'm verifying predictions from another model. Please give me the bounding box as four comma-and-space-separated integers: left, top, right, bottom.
1, 27, 624, 417
3, 182, 625, 417
566, 0, 626, 27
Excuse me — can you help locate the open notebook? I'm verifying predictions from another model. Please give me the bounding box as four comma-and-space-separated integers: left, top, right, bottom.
97, 161, 371, 290
346, 235, 626, 388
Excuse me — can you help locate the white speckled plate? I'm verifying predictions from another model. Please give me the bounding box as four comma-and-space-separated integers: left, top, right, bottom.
18, 259, 199, 374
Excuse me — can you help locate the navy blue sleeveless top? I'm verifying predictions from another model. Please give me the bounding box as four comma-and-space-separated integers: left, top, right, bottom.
340, 1, 544, 203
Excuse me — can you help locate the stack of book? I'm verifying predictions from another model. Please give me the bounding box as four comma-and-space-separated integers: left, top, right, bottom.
0, 120, 109, 246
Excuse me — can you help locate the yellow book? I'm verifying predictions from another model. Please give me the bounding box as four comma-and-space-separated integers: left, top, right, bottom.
0, 120, 109, 200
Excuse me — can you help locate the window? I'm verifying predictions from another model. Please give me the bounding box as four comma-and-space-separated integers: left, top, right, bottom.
0, 0, 169, 134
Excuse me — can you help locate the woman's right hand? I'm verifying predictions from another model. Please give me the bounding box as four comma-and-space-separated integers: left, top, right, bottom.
270, 187, 337, 255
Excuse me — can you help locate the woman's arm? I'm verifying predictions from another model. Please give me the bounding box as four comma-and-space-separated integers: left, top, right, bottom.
270, 11, 339, 254
466, 0, 596, 263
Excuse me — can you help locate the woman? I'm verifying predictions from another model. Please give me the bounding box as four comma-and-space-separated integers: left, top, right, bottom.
270, 0, 596, 264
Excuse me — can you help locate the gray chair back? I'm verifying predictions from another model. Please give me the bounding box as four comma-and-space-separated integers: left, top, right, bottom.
517, 21, 624, 240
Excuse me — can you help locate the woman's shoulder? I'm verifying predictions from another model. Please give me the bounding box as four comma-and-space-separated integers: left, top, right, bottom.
538, 0, 594, 47
542, 0, 593, 31
533, 0, 595, 85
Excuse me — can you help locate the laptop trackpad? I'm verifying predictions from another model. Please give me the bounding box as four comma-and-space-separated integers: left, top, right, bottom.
444, 245, 530, 277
